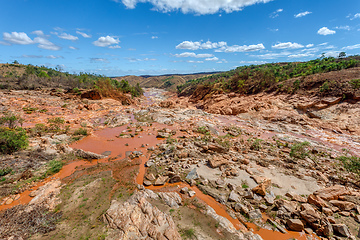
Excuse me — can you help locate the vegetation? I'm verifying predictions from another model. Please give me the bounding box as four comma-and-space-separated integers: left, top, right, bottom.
177, 56, 360, 96
338, 155, 360, 176
73, 128, 88, 136
350, 79, 360, 89
0, 63, 143, 97
290, 141, 310, 159
0, 127, 28, 154
43, 160, 63, 178
0, 167, 12, 177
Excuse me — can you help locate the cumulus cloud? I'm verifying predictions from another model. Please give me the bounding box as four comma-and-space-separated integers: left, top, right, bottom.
272, 42, 304, 49
151, 36, 158, 39
270, 8, 283, 18
76, 31, 92, 38
317, 27, 336, 35
93, 36, 120, 47
109, 45, 121, 49
342, 44, 360, 50
115, 0, 273, 15
294, 11, 311, 18
205, 57, 219, 61
58, 33, 78, 41
3, 32, 33, 45
216, 43, 265, 52
174, 52, 214, 58
239, 60, 267, 65
176, 40, 226, 50
335, 25, 350, 31
34, 37, 61, 50
322, 51, 340, 58
31, 30, 46, 36
69, 46, 78, 50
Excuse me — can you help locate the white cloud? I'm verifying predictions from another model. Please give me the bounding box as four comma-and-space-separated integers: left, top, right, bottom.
335, 25, 350, 31
239, 60, 267, 65
31, 30, 45, 36
187, 60, 203, 63
205, 57, 219, 61
58, 33, 78, 41
294, 11, 311, 18
288, 53, 314, 58
322, 51, 340, 58
270, 8, 283, 18
342, 44, 360, 50
350, 13, 360, 20
176, 40, 225, 50
272, 42, 304, 49
109, 45, 121, 49
306, 44, 314, 48
46, 55, 63, 59
143, 58, 157, 61
151, 36, 158, 39
174, 52, 214, 58
216, 43, 265, 52
317, 27, 336, 35
34, 37, 61, 51
251, 51, 291, 59
3, 32, 33, 45
91, 58, 108, 62
76, 31, 92, 38
93, 36, 120, 47
115, 0, 273, 15
69, 46, 78, 50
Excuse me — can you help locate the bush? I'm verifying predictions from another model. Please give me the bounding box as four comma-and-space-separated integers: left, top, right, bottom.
0, 127, 28, 154
43, 160, 63, 177
0, 112, 24, 129
73, 128, 88, 136
290, 141, 310, 159
0, 167, 12, 177
338, 155, 360, 175
349, 79, 360, 89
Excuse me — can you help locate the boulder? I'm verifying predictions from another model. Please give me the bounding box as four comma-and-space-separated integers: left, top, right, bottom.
158, 192, 182, 208
300, 209, 320, 224
154, 176, 169, 186
314, 185, 350, 200
228, 191, 241, 202
208, 156, 229, 168
286, 219, 304, 232
329, 200, 355, 211
332, 224, 352, 238
81, 90, 101, 100
307, 194, 328, 208
186, 168, 199, 180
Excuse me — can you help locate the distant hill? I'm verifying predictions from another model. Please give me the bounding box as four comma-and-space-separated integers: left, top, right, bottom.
112, 72, 220, 92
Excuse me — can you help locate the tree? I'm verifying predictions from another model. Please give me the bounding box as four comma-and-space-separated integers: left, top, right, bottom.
338, 52, 346, 58
12, 60, 19, 64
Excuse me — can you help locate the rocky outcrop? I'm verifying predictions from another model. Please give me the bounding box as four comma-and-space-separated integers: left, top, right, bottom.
104, 191, 181, 240
72, 148, 107, 159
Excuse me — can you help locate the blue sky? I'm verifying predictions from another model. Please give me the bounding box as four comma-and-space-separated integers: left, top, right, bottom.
1, 0, 360, 76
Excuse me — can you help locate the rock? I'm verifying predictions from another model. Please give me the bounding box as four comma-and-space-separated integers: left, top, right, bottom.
252, 180, 271, 196
308, 194, 328, 208
143, 180, 152, 186
13, 194, 20, 200
300, 209, 320, 224
248, 209, 262, 220
5, 198, 13, 205
354, 215, 360, 222
146, 173, 156, 181
332, 224, 352, 238
186, 168, 199, 180
207, 143, 227, 153
158, 192, 182, 208
322, 207, 333, 216
104, 193, 181, 240
73, 149, 107, 159
180, 187, 188, 194
286, 219, 304, 232
228, 191, 241, 202
234, 203, 249, 215
329, 200, 355, 211
28, 180, 61, 211
264, 192, 275, 205
314, 185, 351, 201
208, 156, 229, 168
285, 192, 307, 203
339, 211, 350, 216
188, 191, 196, 197
323, 221, 333, 237
29, 191, 37, 197
267, 219, 287, 234
169, 175, 181, 183
154, 176, 169, 186
20, 169, 33, 180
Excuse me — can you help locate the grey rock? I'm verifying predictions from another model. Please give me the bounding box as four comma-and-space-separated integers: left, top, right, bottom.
186, 168, 199, 180
332, 224, 352, 238
228, 191, 241, 202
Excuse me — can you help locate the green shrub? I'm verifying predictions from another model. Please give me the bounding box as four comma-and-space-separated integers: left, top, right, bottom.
0, 127, 28, 154
0, 167, 12, 177
349, 79, 360, 89
338, 155, 360, 175
290, 141, 310, 159
248, 137, 262, 151
43, 160, 63, 177
196, 126, 210, 135
73, 128, 88, 136
47, 117, 67, 133
0, 112, 24, 129
38, 71, 50, 79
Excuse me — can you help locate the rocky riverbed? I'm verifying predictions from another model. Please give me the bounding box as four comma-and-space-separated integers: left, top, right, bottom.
0, 88, 359, 240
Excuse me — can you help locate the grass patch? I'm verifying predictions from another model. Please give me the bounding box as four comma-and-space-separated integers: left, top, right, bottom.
73, 128, 88, 136
0, 167, 12, 177
338, 155, 360, 176
290, 141, 310, 159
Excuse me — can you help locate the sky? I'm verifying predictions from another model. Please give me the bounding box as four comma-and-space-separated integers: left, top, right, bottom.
1, 0, 360, 76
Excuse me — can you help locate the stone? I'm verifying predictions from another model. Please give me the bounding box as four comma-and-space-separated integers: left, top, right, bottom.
354, 215, 360, 222
207, 144, 227, 153
5, 198, 13, 205
285, 192, 307, 203
158, 192, 182, 208
208, 156, 229, 168
228, 191, 241, 202
264, 192, 275, 205
154, 176, 169, 186
188, 191, 196, 197
339, 211, 350, 217
180, 187, 188, 194
308, 194, 328, 208
301, 203, 315, 211
252, 184, 266, 196
143, 180, 152, 186
186, 168, 199, 180
267, 219, 287, 234
81, 90, 101, 100
248, 209, 262, 220
234, 203, 249, 215
329, 200, 355, 211
332, 224, 352, 238
286, 219, 304, 232
169, 175, 181, 183
73, 149, 107, 159
322, 207, 333, 216
300, 209, 321, 224
146, 173, 156, 181
314, 185, 351, 201
327, 216, 336, 224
